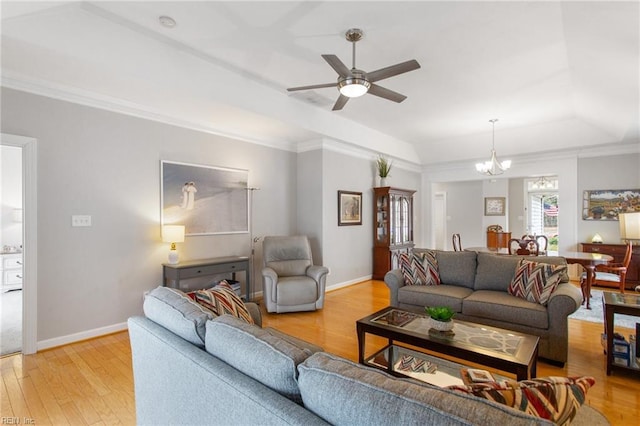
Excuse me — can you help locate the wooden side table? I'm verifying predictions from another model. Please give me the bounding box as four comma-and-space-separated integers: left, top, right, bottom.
162, 256, 252, 301
603, 292, 640, 376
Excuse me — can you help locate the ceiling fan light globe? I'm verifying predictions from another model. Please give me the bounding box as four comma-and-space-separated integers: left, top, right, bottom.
338, 78, 370, 98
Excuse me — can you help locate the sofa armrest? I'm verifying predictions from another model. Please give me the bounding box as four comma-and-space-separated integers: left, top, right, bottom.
383, 269, 405, 307
245, 302, 262, 327
548, 282, 582, 315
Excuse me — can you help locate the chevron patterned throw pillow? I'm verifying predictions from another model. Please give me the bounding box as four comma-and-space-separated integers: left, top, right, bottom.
508, 259, 567, 305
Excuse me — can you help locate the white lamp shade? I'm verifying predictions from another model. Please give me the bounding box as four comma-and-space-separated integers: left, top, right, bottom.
619, 212, 640, 240
162, 225, 185, 243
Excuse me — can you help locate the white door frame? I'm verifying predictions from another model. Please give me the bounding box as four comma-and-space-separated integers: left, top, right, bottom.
1, 133, 37, 354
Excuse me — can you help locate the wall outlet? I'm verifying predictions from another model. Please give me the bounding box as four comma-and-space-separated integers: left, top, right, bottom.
71, 215, 92, 227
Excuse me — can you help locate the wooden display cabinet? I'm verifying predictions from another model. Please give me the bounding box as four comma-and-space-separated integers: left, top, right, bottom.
581, 242, 640, 290
373, 187, 416, 280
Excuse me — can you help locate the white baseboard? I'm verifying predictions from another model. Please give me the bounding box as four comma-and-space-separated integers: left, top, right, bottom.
327, 275, 372, 292
35, 276, 373, 351
37, 322, 128, 351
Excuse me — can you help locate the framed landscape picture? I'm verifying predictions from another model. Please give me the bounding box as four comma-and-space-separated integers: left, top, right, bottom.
582, 189, 640, 220
161, 160, 249, 235
484, 197, 506, 216
338, 190, 362, 226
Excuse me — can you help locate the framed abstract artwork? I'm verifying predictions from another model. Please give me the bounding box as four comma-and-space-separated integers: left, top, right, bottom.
484, 197, 506, 216
582, 189, 640, 220
161, 160, 249, 235
338, 190, 362, 226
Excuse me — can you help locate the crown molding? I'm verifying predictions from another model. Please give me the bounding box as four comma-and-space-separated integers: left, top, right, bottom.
297, 138, 422, 173
1, 73, 298, 153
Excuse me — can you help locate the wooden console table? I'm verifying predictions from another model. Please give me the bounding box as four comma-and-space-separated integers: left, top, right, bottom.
162, 256, 252, 301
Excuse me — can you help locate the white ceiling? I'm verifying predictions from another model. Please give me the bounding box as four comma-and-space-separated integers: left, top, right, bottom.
1, 1, 639, 166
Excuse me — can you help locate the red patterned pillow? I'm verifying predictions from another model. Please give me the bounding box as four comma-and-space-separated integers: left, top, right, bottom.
508, 259, 567, 305
422, 250, 440, 286
398, 253, 427, 285
190, 281, 254, 324
447, 376, 595, 425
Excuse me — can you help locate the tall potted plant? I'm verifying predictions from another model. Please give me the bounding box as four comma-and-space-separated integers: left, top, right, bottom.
376, 155, 392, 186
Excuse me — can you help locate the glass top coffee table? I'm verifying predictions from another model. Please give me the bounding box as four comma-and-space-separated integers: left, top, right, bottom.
356, 307, 539, 382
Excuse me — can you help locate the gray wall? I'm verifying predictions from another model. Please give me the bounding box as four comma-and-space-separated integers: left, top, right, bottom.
432, 180, 484, 250
577, 154, 640, 243
1, 88, 297, 342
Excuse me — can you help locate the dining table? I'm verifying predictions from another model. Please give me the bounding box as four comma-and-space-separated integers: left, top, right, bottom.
465, 247, 613, 309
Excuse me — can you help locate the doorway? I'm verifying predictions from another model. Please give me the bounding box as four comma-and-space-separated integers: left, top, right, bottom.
0, 145, 23, 355
1, 134, 37, 354
526, 177, 559, 250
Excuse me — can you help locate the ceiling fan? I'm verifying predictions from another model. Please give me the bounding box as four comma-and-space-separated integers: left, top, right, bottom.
287, 28, 421, 111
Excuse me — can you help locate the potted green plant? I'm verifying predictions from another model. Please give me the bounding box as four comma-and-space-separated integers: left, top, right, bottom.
376, 155, 392, 186
425, 306, 455, 332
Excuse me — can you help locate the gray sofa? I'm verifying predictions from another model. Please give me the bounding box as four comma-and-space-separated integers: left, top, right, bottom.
384, 250, 583, 365
128, 286, 607, 425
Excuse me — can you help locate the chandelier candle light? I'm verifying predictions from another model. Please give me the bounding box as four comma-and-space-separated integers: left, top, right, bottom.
476, 119, 511, 176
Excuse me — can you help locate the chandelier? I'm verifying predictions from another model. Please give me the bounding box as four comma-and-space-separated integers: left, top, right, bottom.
531, 176, 555, 190
475, 119, 511, 176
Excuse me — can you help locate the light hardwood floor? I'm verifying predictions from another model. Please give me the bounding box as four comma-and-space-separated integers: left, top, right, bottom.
1, 280, 638, 425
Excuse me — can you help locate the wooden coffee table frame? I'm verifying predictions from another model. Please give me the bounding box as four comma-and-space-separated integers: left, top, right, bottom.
357, 306, 539, 381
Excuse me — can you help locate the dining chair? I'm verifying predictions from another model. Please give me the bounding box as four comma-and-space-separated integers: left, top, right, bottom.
508, 238, 540, 256
580, 240, 632, 294
452, 233, 462, 251
521, 234, 548, 254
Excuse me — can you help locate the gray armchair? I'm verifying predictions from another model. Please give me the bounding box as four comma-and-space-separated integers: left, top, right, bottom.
261, 236, 329, 313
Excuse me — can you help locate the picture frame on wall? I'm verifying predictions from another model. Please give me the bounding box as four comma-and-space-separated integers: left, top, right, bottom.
582, 189, 640, 220
484, 197, 506, 216
161, 160, 249, 235
338, 190, 362, 226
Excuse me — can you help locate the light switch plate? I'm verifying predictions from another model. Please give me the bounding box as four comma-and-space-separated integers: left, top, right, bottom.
72, 215, 92, 227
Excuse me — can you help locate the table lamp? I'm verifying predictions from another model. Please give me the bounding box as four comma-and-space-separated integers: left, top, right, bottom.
619, 212, 640, 243
162, 225, 185, 264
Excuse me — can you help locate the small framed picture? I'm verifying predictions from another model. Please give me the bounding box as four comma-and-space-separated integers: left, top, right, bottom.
338, 190, 362, 226
484, 197, 506, 216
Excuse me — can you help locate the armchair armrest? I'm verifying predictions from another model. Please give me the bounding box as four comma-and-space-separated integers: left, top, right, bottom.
261, 267, 278, 304
306, 265, 330, 283
595, 264, 627, 274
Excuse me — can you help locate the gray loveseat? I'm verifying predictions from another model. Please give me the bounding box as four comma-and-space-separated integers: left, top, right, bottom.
384, 250, 583, 365
128, 286, 606, 425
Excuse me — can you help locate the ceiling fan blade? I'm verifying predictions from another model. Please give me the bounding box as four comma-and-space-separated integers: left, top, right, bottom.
332, 95, 349, 111
368, 59, 421, 82
287, 82, 336, 92
368, 84, 407, 103
322, 54, 350, 78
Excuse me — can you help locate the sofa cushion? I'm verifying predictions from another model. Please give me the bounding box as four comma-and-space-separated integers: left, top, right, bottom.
190, 281, 254, 324
205, 315, 321, 403
463, 290, 549, 329
297, 352, 549, 425
435, 250, 477, 289
448, 376, 595, 425
398, 284, 473, 313
474, 252, 521, 291
398, 252, 428, 285
142, 286, 214, 348
508, 260, 567, 306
